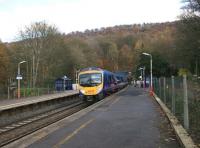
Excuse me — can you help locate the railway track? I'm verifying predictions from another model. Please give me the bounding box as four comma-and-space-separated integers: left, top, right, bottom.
0, 100, 88, 147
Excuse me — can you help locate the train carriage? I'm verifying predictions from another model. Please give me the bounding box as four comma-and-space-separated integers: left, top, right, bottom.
78, 67, 124, 102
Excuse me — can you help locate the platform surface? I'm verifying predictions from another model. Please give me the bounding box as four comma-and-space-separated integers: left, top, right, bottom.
9, 86, 180, 148
0, 90, 78, 111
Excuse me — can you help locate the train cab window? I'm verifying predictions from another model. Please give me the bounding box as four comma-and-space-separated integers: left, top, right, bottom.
79, 73, 102, 87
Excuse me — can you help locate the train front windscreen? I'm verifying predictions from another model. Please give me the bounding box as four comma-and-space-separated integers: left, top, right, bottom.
79, 73, 102, 87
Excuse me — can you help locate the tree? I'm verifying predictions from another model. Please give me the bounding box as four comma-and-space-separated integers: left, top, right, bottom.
181, 0, 200, 16
175, 0, 200, 74
66, 38, 88, 77
118, 44, 134, 71
19, 21, 60, 87
137, 52, 172, 78
0, 42, 10, 91
117, 35, 137, 49
98, 39, 118, 71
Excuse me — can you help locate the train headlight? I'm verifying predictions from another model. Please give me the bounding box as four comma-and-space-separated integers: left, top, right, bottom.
97, 87, 102, 93
80, 90, 85, 94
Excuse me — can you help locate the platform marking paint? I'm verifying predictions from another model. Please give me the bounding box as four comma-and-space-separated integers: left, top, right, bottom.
0, 129, 7, 132
53, 119, 94, 148
110, 97, 121, 106
4, 87, 128, 148
4, 126, 14, 129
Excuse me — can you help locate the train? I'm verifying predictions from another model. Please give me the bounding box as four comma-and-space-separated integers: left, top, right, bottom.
78, 67, 128, 102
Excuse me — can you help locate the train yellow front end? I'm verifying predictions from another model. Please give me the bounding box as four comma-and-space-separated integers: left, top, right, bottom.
78, 68, 104, 102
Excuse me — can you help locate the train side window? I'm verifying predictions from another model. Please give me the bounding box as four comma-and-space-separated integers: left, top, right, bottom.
109, 75, 112, 84
104, 74, 107, 83
106, 76, 108, 83
111, 75, 114, 83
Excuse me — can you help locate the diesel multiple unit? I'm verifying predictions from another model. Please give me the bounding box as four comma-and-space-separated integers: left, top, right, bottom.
78, 67, 127, 102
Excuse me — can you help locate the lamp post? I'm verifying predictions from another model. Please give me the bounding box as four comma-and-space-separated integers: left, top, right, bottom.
142, 52, 153, 95
17, 61, 27, 98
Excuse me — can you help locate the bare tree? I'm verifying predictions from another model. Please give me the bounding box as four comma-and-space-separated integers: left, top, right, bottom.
181, 0, 200, 17
19, 21, 59, 87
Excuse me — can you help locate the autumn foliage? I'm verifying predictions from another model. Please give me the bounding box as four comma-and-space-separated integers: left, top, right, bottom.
1, 0, 199, 97
0, 42, 9, 91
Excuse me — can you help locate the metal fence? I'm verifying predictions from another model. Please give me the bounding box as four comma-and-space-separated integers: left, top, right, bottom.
0, 79, 77, 100
4, 85, 57, 100
153, 75, 200, 144
0, 84, 61, 100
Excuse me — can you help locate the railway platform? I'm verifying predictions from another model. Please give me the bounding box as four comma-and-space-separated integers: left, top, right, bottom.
0, 90, 78, 111
5, 86, 180, 148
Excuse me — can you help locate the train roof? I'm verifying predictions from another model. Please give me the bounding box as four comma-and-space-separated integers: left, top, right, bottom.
79, 67, 103, 72
79, 67, 115, 75
79, 67, 129, 77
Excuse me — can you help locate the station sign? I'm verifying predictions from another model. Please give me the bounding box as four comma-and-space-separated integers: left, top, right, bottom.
16, 75, 23, 80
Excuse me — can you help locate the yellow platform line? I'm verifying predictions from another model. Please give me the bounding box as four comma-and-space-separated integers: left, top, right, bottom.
109, 97, 121, 107
53, 118, 94, 148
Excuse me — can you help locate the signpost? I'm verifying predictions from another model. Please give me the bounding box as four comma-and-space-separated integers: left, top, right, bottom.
17, 61, 27, 98
16, 75, 23, 80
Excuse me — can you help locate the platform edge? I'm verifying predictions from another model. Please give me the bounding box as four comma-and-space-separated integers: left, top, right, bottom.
153, 93, 198, 148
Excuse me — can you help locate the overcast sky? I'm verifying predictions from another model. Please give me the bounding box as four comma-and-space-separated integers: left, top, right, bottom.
0, 0, 183, 42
